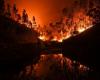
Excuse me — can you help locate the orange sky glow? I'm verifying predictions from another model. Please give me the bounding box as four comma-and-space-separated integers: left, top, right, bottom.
9, 0, 72, 26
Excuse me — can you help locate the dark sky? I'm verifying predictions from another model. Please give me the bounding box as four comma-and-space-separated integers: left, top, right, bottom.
9, 0, 74, 25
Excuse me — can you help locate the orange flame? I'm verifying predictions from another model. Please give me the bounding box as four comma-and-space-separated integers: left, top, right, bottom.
37, 10, 94, 42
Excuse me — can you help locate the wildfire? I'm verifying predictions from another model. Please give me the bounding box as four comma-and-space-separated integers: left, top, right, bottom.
11, 8, 94, 43
2, 0, 100, 43
37, 10, 94, 42
4, 1, 99, 43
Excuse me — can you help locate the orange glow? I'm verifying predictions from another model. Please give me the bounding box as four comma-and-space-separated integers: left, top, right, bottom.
20, 53, 90, 78
11, 0, 71, 26
9, 0, 97, 42
37, 10, 94, 42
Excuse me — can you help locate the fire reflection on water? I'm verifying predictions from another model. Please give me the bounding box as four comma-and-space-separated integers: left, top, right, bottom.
19, 54, 90, 79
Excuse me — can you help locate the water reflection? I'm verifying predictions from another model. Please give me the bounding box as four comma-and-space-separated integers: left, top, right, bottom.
18, 53, 91, 80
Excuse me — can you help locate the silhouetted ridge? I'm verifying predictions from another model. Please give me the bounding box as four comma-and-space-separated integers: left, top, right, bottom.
63, 23, 100, 72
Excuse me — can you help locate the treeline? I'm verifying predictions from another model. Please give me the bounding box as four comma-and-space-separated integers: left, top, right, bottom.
0, 0, 37, 29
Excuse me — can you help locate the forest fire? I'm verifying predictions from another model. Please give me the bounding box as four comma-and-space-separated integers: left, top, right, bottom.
0, 0, 100, 79
37, 10, 94, 42
1, 0, 99, 43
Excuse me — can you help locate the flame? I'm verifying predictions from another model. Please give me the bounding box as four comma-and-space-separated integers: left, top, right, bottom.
37, 10, 94, 42
11, 8, 94, 43
38, 36, 47, 41
10, 1, 99, 43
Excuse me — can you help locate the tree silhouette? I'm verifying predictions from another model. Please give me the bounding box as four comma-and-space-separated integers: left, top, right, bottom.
25, 13, 28, 23
13, 3, 18, 19
22, 9, 28, 23
32, 16, 36, 27
32, 16, 36, 23
0, 0, 5, 14
22, 9, 26, 23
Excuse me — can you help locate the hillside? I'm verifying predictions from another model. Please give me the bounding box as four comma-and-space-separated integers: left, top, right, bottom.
0, 15, 40, 75
63, 23, 100, 72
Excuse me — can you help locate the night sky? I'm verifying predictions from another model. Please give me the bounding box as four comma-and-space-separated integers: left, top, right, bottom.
9, 0, 73, 26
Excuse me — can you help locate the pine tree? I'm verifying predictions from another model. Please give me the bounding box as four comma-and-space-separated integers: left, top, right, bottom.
22, 9, 28, 23
22, 9, 26, 23
32, 16, 36, 27
32, 16, 36, 24
13, 3, 18, 19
